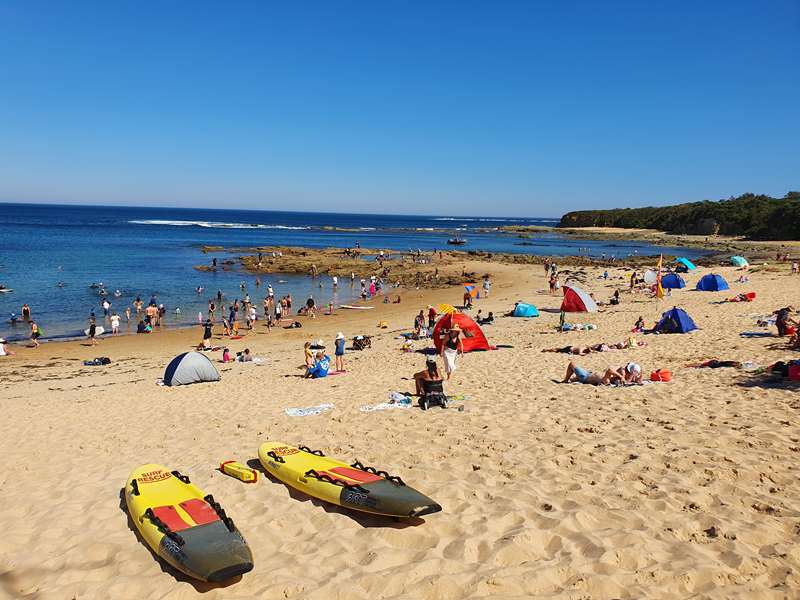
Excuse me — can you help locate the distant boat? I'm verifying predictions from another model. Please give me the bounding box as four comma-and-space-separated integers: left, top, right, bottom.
447, 235, 467, 245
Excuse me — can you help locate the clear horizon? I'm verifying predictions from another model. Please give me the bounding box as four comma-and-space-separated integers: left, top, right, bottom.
1, 2, 797, 216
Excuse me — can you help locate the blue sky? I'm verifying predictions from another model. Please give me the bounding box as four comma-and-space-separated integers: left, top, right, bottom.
0, 1, 797, 217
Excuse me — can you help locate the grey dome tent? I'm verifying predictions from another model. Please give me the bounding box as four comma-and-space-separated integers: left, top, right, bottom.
163, 351, 220, 386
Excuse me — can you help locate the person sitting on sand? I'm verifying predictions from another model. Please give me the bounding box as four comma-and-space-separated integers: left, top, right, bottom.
303, 341, 314, 369
413, 357, 444, 395
774, 306, 798, 337
478, 311, 494, 325
236, 348, 253, 362
562, 361, 643, 385
632, 316, 646, 332
305, 351, 331, 379
0, 337, 14, 356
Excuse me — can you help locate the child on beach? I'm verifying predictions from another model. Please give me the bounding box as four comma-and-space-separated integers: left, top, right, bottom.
334, 332, 345, 372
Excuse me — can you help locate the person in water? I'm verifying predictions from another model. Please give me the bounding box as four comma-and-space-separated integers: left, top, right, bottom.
21, 303, 31, 322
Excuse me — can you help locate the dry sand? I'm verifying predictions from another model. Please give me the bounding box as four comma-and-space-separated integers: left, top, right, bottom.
1, 261, 798, 599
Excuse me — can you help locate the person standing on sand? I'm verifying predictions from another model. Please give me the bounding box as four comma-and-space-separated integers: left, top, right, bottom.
202, 318, 213, 349
440, 326, 463, 380
427, 305, 438, 329
334, 332, 345, 372
482, 276, 491, 298
29, 320, 41, 348
110, 312, 120, 335
87, 318, 98, 346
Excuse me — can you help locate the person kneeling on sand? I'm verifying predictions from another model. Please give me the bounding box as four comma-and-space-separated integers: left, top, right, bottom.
562, 361, 643, 385
305, 351, 331, 379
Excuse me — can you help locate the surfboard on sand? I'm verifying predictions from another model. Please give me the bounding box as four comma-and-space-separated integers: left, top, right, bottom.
339, 305, 374, 310
258, 442, 441, 518
124, 464, 253, 582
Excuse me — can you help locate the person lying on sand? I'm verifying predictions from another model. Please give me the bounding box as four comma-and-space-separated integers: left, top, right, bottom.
413, 358, 444, 395
562, 361, 643, 385
544, 338, 646, 355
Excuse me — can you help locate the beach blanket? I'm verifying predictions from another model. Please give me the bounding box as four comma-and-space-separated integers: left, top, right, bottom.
284, 403, 335, 417
359, 401, 412, 412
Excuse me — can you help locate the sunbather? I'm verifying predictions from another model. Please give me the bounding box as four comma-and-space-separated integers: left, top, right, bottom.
562, 361, 643, 385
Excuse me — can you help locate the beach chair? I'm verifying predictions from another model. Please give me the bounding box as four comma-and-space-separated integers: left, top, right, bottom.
419, 379, 447, 411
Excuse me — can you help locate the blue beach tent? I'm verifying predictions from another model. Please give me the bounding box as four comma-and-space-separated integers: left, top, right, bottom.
696, 273, 729, 292
512, 302, 539, 317
675, 257, 696, 271
661, 273, 686, 289
730, 256, 749, 267
655, 307, 698, 334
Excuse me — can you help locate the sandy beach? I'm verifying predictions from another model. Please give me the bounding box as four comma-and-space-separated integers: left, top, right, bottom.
1, 259, 798, 599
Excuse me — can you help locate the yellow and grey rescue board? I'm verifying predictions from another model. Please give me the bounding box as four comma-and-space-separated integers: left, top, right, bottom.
124, 464, 253, 582
258, 442, 441, 518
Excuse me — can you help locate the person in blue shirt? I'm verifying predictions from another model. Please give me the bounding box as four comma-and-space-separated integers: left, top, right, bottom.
305, 351, 331, 379
334, 332, 346, 373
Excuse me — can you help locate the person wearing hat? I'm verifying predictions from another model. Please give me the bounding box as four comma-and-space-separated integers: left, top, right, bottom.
427, 305, 438, 329
0, 337, 13, 356
440, 325, 464, 379
562, 361, 643, 385
334, 332, 346, 373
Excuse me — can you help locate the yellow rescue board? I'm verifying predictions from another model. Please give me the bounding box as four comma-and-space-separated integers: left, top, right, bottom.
258, 442, 441, 518
124, 464, 253, 582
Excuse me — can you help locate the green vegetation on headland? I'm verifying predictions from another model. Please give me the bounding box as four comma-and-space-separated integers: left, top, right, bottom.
558, 192, 800, 240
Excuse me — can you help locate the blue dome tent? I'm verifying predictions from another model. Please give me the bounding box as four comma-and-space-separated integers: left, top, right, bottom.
512, 302, 539, 317
661, 273, 686, 289
696, 273, 729, 292
655, 307, 698, 334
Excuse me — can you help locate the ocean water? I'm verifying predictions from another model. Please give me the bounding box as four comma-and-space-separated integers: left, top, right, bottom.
0, 203, 707, 341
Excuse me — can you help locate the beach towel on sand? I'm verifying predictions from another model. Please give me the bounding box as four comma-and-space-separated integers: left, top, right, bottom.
285, 403, 335, 417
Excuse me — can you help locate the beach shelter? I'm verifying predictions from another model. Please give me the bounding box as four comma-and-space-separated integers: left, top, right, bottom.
643, 269, 658, 285
661, 273, 686, 289
730, 256, 749, 268
463, 283, 478, 298
696, 273, 729, 292
560, 285, 598, 313
654, 307, 698, 334
675, 257, 696, 271
163, 351, 221, 386
432, 312, 492, 353
512, 302, 539, 317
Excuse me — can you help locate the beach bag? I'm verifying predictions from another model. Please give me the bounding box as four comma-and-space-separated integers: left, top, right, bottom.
650, 369, 672, 382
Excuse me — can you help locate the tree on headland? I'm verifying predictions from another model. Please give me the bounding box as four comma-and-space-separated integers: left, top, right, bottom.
558, 192, 800, 240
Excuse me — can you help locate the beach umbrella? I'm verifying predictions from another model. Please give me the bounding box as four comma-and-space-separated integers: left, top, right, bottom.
675, 257, 696, 271
437, 303, 457, 315
730, 256, 749, 267
463, 284, 477, 298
